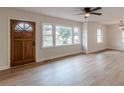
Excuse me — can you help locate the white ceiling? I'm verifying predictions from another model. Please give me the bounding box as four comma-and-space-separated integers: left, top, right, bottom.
16, 7, 124, 25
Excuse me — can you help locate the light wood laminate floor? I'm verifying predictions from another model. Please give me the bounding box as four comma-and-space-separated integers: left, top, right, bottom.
0, 50, 124, 86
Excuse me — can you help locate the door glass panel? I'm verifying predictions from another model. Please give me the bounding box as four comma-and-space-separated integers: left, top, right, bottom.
24, 23, 32, 31
15, 23, 32, 31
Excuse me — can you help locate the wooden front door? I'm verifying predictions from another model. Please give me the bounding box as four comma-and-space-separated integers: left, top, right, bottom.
10, 20, 36, 66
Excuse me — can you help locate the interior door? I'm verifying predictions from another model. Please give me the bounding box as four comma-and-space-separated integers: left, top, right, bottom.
10, 19, 35, 66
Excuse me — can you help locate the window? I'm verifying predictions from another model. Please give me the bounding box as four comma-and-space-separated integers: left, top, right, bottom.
42, 24, 53, 47
42, 24, 80, 48
97, 28, 104, 43
122, 30, 124, 43
73, 27, 80, 44
15, 23, 32, 31
56, 26, 72, 46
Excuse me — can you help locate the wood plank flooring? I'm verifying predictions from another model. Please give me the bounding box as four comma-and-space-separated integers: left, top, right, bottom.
0, 50, 124, 86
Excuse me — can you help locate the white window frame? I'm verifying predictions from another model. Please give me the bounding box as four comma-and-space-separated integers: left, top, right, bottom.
42, 23, 81, 48
73, 27, 81, 45
42, 23, 54, 48
97, 28, 104, 43
55, 25, 73, 46
122, 30, 124, 43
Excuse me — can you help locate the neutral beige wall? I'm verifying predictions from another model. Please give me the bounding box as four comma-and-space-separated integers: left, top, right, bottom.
82, 22, 88, 53
87, 22, 108, 53
107, 24, 124, 50
0, 8, 82, 70
0, 8, 109, 70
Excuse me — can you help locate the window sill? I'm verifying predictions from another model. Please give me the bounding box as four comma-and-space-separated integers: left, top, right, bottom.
41, 44, 81, 49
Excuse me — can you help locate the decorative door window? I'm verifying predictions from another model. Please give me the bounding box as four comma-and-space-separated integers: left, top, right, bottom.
15, 23, 32, 31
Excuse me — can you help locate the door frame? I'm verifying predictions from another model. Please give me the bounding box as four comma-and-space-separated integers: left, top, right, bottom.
10, 19, 36, 67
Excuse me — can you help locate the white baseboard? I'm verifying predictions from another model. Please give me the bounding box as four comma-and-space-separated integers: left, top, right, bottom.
108, 47, 124, 51
87, 48, 108, 54
0, 65, 9, 70
37, 51, 83, 62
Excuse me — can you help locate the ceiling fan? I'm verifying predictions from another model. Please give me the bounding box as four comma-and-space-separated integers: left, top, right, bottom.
76, 7, 102, 19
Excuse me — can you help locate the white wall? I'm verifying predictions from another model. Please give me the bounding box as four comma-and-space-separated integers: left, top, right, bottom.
87, 22, 108, 53
0, 8, 110, 70
107, 24, 124, 50
82, 22, 88, 53
0, 8, 82, 70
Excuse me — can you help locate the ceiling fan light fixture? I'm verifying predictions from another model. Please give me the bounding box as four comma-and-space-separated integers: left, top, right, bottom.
85, 13, 90, 17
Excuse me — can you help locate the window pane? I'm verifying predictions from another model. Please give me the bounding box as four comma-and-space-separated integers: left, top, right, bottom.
18, 23, 24, 29
122, 31, 124, 36
43, 40, 53, 47
43, 36, 53, 47
15, 25, 22, 31
42, 24, 53, 47
74, 27, 80, 44
43, 25, 52, 35
74, 36, 80, 44
26, 26, 32, 31
56, 26, 72, 46
97, 28, 103, 35
122, 31, 124, 43
15, 23, 32, 31
25, 23, 32, 31
97, 36, 103, 43
97, 28, 104, 43
15, 23, 24, 30
122, 38, 124, 43
43, 36, 52, 41
74, 27, 79, 35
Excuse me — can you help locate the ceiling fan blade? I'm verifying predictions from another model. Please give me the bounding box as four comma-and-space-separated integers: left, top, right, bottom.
84, 7, 91, 12
91, 7, 102, 11
76, 13, 85, 15
91, 12, 102, 15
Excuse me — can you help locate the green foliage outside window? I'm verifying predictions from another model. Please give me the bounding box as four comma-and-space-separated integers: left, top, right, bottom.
58, 27, 71, 44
